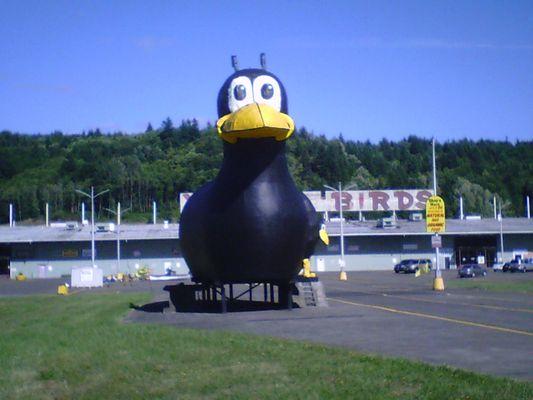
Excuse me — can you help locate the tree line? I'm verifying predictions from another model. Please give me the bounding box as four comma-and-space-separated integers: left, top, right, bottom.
0, 119, 531, 223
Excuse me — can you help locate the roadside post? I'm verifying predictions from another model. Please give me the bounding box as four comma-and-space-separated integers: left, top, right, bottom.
427, 138, 445, 291
324, 182, 356, 281
426, 195, 445, 290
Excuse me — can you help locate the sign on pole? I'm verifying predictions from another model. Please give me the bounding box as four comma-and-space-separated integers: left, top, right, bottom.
426, 195, 446, 233
431, 235, 442, 248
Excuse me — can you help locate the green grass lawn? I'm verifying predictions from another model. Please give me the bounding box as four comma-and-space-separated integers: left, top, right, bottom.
446, 277, 533, 294
1, 293, 531, 400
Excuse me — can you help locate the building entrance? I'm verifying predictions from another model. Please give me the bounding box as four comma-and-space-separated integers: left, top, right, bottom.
455, 235, 497, 268
0, 245, 11, 275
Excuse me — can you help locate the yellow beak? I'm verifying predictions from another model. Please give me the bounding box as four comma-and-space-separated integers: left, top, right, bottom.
216, 103, 295, 144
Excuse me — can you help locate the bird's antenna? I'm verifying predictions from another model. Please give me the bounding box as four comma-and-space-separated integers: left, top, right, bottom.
231, 55, 239, 72
260, 53, 267, 70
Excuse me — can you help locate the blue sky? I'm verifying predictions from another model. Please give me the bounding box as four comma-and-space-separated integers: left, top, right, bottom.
1, 1, 532, 142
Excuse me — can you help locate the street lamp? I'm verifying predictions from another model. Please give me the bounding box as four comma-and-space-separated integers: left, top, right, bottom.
498, 200, 505, 263
75, 186, 109, 267
105, 202, 131, 274
324, 182, 356, 281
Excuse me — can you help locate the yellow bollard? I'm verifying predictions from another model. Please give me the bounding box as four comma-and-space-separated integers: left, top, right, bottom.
16, 273, 27, 281
339, 270, 348, 281
57, 285, 69, 295
433, 277, 445, 291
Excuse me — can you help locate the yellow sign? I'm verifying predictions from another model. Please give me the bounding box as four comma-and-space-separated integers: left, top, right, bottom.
426, 195, 445, 233
62, 249, 79, 258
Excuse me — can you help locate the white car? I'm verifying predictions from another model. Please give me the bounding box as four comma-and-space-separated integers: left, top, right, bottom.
492, 263, 504, 272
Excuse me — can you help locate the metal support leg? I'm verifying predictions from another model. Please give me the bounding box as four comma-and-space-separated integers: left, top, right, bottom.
270, 283, 275, 303
229, 284, 233, 301
263, 283, 267, 301
249, 283, 253, 301
278, 283, 292, 310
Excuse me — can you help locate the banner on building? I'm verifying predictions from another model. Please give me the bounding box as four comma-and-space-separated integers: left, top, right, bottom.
180, 189, 433, 213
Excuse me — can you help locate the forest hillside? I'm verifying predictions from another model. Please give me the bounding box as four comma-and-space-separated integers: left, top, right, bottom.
1, 119, 531, 223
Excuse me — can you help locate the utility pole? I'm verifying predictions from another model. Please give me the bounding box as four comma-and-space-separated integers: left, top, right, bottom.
324, 182, 356, 281
432, 138, 444, 291
499, 200, 505, 262
75, 187, 109, 267
105, 202, 131, 274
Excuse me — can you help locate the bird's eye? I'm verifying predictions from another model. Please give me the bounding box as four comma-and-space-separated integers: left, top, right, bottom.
252, 75, 282, 112
233, 85, 247, 101
261, 83, 274, 99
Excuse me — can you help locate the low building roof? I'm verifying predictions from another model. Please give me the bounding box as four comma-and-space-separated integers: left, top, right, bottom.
0, 223, 179, 243
0, 218, 531, 243
326, 217, 533, 236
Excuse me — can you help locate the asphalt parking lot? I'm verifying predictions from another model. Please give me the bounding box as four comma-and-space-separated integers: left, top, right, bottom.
2, 270, 532, 380
129, 270, 533, 380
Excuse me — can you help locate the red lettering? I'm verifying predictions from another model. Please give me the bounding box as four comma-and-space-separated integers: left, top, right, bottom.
394, 191, 414, 210
358, 192, 365, 209
369, 191, 390, 211
331, 191, 353, 211
416, 190, 432, 209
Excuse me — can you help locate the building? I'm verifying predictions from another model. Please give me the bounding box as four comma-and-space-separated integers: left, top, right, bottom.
0, 224, 187, 279
0, 218, 532, 279
312, 217, 533, 272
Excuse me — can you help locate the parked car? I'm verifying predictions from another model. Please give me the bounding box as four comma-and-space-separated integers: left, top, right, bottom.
458, 264, 487, 278
394, 259, 417, 273
394, 259, 432, 274
502, 262, 512, 272
509, 259, 533, 273
492, 263, 504, 272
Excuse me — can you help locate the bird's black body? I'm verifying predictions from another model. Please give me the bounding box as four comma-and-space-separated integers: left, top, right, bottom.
179, 64, 319, 285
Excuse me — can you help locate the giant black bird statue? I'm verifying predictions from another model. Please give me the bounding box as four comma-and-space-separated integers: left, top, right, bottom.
179, 55, 320, 286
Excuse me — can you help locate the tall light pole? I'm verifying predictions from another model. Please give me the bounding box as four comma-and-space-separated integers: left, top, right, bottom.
499, 200, 505, 263
75, 186, 109, 267
9, 203, 14, 227
324, 182, 356, 281
105, 202, 131, 274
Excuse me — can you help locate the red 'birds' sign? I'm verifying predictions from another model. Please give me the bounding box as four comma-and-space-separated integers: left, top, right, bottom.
180, 189, 434, 212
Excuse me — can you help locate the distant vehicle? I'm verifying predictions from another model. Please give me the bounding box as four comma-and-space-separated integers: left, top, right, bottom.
492, 263, 504, 272
509, 258, 533, 273
502, 262, 513, 272
394, 259, 432, 274
458, 264, 487, 278
394, 259, 416, 273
